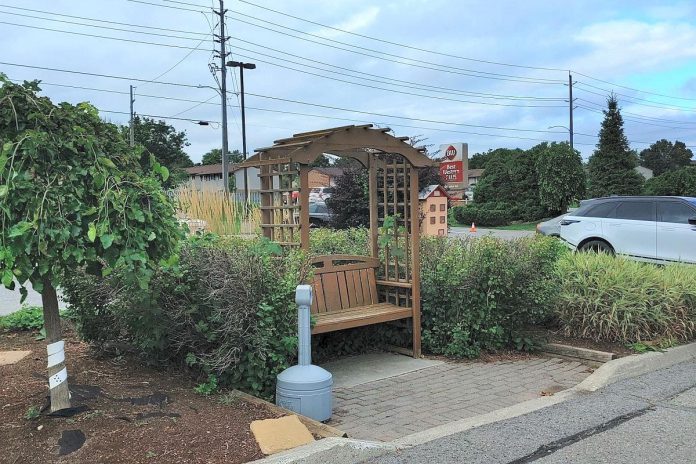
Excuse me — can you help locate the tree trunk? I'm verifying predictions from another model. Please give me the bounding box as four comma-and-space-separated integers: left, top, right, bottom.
41, 280, 71, 412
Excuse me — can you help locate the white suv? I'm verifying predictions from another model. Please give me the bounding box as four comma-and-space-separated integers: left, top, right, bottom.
560, 196, 696, 264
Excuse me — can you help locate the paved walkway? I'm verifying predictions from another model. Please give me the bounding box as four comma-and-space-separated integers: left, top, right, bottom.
328, 356, 591, 441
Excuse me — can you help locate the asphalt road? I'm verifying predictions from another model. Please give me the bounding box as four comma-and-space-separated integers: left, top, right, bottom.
0, 282, 66, 316
449, 227, 535, 240
368, 360, 696, 464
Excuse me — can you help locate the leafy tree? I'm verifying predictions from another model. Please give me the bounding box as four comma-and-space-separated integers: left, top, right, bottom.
0, 77, 182, 411
587, 95, 643, 197
643, 166, 696, 196
639, 139, 693, 176
536, 142, 586, 215
326, 167, 369, 228
129, 116, 193, 187
201, 148, 243, 165
309, 154, 333, 168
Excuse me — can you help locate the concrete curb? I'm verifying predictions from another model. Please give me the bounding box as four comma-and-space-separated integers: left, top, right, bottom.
252, 341, 696, 463
248, 437, 396, 464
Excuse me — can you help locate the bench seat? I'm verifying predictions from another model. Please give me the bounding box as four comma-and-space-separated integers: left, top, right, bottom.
312, 303, 412, 334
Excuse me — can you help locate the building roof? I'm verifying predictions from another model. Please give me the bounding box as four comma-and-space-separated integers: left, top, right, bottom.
312, 167, 345, 177
184, 163, 245, 176
419, 184, 450, 200
468, 168, 484, 178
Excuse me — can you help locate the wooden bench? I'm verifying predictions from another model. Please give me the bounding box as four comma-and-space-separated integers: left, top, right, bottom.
309, 255, 413, 334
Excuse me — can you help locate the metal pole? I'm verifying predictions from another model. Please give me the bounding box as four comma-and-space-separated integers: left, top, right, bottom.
217, 0, 230, 193
240, 65, 249, 203
569, 72, 574, 152
129, 85, 135, 147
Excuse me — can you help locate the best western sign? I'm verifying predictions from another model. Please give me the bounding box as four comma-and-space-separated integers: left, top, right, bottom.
439, 143, 468, 188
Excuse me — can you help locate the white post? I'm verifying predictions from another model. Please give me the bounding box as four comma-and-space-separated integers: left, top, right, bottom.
295, 285, 313, 367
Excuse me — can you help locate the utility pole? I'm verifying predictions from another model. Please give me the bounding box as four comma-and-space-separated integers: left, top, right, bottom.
568, 72, 574, 152
129, 85, 135, 147
214, 0, 230, 193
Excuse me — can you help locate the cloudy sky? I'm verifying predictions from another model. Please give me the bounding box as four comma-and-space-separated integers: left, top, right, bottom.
2, 0, 695, 163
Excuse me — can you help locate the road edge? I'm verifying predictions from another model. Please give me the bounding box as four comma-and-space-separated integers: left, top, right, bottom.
253, 342, 696, 463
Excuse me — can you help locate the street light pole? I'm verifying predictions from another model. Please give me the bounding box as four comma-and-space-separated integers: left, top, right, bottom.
569, 72, 574, 152
227, 61, 256, 203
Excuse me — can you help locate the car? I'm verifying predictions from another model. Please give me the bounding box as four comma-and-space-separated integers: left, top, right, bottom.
308, 201, 333, 227
560, 196, 696, 264
536, 208, 579, 237
309, 187, 334, 202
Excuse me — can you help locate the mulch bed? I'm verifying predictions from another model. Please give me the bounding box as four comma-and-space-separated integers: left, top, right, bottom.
0, 328, 284, 464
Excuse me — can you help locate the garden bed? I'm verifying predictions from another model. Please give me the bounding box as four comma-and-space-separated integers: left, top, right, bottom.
0, 329, 283, 464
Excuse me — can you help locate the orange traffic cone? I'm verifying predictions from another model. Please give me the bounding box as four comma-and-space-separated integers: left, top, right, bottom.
470, 222, 477, 233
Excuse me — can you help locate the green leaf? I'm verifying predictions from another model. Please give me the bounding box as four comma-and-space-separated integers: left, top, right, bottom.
0, 185, 7, 198
2, 270, 13, 287
100, 234, 114, 249
87, 223, 97, 242
83, 207, 97, 216
160, 166, 169, 182
8, 221, 32, 238
148, 231, 156, 241
98, 157, 116, 169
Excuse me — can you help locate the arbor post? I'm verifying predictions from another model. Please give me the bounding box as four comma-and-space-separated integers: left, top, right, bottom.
41, 280, 71, 412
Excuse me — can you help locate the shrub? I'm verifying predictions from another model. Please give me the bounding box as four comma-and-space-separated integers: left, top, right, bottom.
420, 235, 566, 357
451, 205, 511, 227
310, 227, 369, 255
62, 234, 310, 399
555, 253, 696, 343
0, 306, 44, 331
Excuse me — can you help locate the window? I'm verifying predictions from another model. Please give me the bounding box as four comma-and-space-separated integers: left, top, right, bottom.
440, 204, 446, 211
615, 201, 655, 221
440, 215, 446, 224
579, 201, 617, 218
430, 217, 436, 224
429, 204, 436, 212
657, 201, 696, 224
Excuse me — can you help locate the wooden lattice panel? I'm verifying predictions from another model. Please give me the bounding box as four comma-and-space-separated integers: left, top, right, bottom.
258, 152, 301, 246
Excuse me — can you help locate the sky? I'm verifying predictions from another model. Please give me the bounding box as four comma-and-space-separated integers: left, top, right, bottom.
1, 0, 695, 163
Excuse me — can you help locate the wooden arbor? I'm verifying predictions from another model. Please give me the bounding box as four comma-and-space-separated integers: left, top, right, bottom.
240, 125, 436, 356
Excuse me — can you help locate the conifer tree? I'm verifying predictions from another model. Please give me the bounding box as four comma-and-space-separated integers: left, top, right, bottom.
587, 95, 643, 197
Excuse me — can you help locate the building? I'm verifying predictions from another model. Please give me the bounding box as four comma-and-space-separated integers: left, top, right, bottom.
635, 166, 653, 180
184, 163, 261, 192
419, 185, 450, 236
308, 167, 345, 188
467, 168, 485, 187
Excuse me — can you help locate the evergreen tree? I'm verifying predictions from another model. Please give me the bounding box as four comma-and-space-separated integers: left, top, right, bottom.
587, 95, 643, 197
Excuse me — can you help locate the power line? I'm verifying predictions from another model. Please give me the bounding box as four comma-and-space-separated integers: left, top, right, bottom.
576, 98, 696, 125
231, 38, 565, 102
229, 50, 566, 108
227, 13, 566, 85
575, 104, 696, 130
1, 61, 212, 89
0, 20, 213, 51
577, 82, 696, 111
0, 4, 209, 36
573, 71, 696, 102
243, 93, 568, 134
103, 109, 218, 123
125, 0, 206, 14
237, 0, 567, 73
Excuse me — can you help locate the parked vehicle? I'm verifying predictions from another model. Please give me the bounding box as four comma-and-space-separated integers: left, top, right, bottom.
560, 196, 696, 264
309, 202, 333, 227
536, 208, 579, 237
309, 187, 334, 202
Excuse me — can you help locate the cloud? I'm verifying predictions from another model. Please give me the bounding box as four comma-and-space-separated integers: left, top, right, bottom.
571, 20, 696, 75
316, 6, 380, 38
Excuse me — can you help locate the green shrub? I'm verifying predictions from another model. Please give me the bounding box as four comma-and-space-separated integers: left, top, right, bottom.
0, 306, 44, 331
451, 205, 511, 227
310, 227, 369, 255
62, 234, 310, 399
555, 253, 696, 343
420, 235, 566, 357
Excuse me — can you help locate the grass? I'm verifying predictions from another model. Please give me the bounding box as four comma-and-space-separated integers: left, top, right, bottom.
174, 185, 260, 236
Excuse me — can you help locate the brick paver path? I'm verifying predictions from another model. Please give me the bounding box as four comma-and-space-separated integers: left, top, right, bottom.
328, 357, 591, 441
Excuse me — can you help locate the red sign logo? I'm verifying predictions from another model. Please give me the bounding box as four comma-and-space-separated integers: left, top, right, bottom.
439, 161, 464, 183
444, 145, 457, 160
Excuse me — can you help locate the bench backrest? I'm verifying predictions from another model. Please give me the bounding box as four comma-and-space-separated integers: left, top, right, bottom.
310, 255, 380, 314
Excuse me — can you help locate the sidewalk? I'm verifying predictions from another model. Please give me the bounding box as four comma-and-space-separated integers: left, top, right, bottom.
327, 356, 590, 441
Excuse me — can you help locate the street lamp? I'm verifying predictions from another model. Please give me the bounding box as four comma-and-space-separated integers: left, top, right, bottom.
226, 61, 256, 203
548, 125, 573, 152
